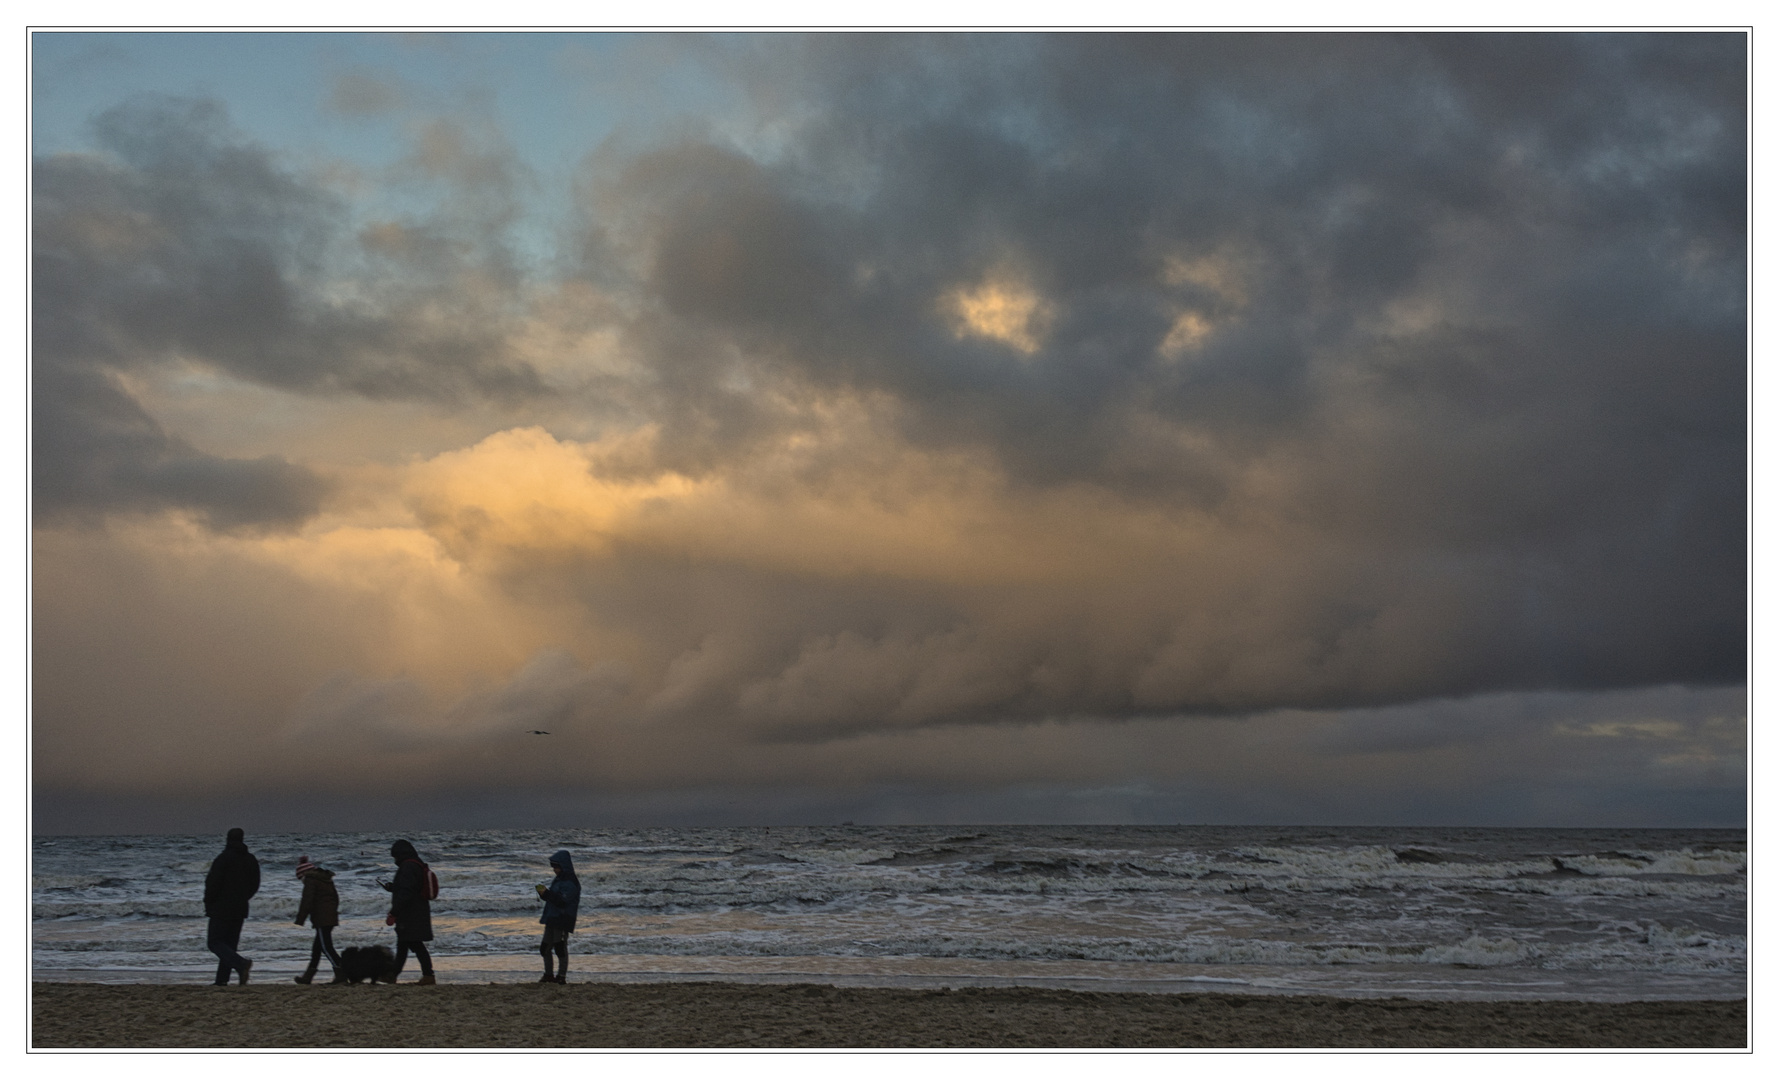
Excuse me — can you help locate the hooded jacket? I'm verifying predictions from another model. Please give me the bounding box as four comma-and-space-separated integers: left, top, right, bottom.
294, 868, 340, 929
203, 836, 260, 920
384, 839, 433, 942
538, 849, 581, 932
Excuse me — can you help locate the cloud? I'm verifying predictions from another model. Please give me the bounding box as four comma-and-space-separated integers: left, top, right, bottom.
557, 32, 1744, 702
285, 648, 629, 750
29, 36, 1746, 821
31, 94, 546, 527
944, 272, 1052, 355
32, 363, 328, 530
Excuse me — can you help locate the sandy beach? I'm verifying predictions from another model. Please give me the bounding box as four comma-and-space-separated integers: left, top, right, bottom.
31, 981, 1746, 1049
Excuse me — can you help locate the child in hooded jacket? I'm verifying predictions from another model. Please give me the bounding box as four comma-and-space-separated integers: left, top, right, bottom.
291, 855, 342, 984
535, 849, 581, 983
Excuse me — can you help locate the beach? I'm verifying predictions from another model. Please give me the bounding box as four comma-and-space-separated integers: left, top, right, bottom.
30, 981, 1747, 1049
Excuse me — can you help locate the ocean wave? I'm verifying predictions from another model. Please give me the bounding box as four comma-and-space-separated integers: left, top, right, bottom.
779, 847, 903, 866
1203, 845, 1743, 883
35, 901, 209, 920
32, 898, 421, 921
1494, 876, 1741, 899
386, 929, 1736, 974
1416, 936, 1537, 967
35, 869, 1740, 924
32, 874, 113, 891
32, 825, 1746, 986
862, 848, 969, 867
397, 862, 1745, 913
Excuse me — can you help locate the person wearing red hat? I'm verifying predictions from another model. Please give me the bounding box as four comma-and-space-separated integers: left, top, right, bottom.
292, 855, 342, 984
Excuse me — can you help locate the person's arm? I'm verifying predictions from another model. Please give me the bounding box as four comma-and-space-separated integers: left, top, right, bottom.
295, 876, 313, 925
247, 855, 260, 899
389, 864, 418, 914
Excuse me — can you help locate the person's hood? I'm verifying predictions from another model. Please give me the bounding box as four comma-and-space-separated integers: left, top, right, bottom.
391, 839, 419, 863
549, 849, 576, 876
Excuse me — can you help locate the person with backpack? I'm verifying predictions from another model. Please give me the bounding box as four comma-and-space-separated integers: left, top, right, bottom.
534, 849, 581, 984
379, 839, 436, 985
291, 855, 342, 984
203, 827, 260, 986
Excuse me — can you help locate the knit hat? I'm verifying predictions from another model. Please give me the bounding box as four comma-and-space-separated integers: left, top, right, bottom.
295, 855, 318, 877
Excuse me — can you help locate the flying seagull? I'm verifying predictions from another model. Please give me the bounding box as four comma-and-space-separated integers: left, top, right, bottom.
528, 730, 551, 735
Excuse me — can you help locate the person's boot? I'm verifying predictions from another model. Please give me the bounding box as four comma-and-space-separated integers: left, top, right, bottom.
416, 973, 436, 986
553, 974, 567, 984
294, 970, 314, 985
238, 958, 253, 986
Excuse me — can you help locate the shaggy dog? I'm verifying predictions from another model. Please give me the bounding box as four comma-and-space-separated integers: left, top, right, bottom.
332, 944, 399, 984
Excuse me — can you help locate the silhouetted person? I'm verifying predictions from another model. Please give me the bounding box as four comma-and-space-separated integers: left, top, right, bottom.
534, 849, 581, 983
379, 839, 435, 985
291, 855, 342, 984
203, 827, 260, 986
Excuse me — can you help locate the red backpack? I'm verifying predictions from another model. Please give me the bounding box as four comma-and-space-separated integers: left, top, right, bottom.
406, 859, 440, 900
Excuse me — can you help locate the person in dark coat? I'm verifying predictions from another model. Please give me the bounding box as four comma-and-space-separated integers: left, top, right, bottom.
202, 827, 260, 986
534, 849, 581, 983
291, 855, 342, 984
379, 839, 435, 984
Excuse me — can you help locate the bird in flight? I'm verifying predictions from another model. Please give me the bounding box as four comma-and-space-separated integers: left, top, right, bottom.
528, 730, 551, 735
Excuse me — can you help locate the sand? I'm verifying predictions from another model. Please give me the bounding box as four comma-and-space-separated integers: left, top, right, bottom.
30, 981, 1746, 1049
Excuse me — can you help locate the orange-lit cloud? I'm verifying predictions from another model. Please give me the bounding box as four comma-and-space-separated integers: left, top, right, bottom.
1158, 252, 1249, 358
944, 274, 1051, 354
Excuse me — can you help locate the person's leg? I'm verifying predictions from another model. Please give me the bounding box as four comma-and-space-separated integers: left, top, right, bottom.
393, 940, 410, 977
224, 918, 251, 984
206, 919, 231, 985
553, 938, 568, 981
319, 925, 342, 971
539, 935, 554, 980
413, 941, 433, 977
297, 929, 321, 983
207, 917, 247, 984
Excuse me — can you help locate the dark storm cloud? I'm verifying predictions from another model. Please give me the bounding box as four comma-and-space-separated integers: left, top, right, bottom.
600, 33, 1742, 479
32, 95, 543, 526
32, 364, 327, 530
571, 32, 1744, 705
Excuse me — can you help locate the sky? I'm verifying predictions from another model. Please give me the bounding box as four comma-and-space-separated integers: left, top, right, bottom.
28, 31, 1748, 834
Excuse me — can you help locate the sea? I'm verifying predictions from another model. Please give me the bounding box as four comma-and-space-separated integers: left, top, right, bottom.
31, 825, 1746, 1002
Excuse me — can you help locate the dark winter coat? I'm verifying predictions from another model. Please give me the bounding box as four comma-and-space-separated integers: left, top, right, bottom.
385, 839, 433, 942
203, 839, 260, 920
539, 849, 581, 932
294, 868, 340, 929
